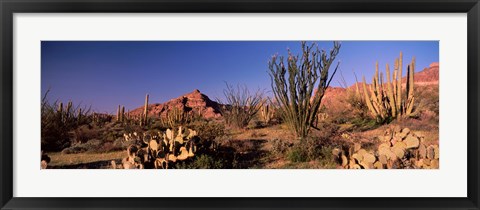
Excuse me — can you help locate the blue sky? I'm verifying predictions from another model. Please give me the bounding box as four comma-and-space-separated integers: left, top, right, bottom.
41, 41, 439, 113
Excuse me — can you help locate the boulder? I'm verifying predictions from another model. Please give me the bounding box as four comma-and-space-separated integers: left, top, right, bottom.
397, 128, 410, 139
357, 149, 367, 157
379, 155, 388, 164
351, 164, 362, 169
393, 142, 407, 150
434, 145, 439, 159
416, 159, 424, 168
430, 159, 439, 169
352, 153, 363, 162
363, 153, 376, 163
354, 143, 362, 152
404, 135, 420, 149
359, 161, 373, 169
427, 145, 435, 160
341, 155, 348, 167
392, 147, 405, 159
418, 144, 427, 159
374, 161, 383, 169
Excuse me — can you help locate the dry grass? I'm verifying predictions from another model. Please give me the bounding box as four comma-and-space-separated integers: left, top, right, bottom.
48, 151, 124, 167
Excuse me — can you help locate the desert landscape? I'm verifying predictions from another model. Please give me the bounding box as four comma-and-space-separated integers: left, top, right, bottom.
41, 41, 439, 169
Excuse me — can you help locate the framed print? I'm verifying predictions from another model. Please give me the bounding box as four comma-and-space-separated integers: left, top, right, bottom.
1, 0, 479, 209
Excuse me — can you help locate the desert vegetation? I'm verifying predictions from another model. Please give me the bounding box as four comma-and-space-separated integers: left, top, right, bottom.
41, 41, 439, 169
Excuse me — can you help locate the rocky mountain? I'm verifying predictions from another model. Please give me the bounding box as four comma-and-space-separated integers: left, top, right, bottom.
411, 62, 439, 85
129, 89, 222, 119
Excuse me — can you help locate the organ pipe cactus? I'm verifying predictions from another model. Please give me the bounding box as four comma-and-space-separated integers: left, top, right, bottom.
361, 52, 415, 122
260, 102, 274, 124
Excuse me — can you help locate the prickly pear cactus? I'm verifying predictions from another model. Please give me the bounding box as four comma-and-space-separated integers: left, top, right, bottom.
333, 127, 439, 169
116, 126, 201, 169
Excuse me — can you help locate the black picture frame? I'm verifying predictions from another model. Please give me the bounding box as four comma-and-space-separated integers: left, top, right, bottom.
1, 0, 479, 209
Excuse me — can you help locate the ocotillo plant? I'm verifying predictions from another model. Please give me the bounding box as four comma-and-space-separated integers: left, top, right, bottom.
361, 52, 415, 123
268, 41, 341, 139
218, 83, 264, 129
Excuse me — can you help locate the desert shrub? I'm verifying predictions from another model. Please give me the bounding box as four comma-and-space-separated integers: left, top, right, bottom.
41, 90, 92, 152
316, 122, 339, 139
104, 131, 119, 142
61, 139, 103, 154
317, 145, 338, 169
286, 146, 309, 162
286, 137, 326, 162
344, 91, 370, 121
218, 83, 264, 129
268, 41, 341, 139
192, 154, 224, 169
73, 125, 100, 143
247, 120, 264, 130
187, 120, 225, 141
349, 118, 379, 131
112, 137, 130, 151
175, 154, 225, 169
414, 85, 439, 121
250, 130, 266, 138
271, 138, 292, 155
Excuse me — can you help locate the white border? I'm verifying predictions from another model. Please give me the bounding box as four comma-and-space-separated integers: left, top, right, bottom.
13, 13, 467, 197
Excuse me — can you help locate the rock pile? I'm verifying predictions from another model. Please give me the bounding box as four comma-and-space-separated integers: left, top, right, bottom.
333, 127, 439, 169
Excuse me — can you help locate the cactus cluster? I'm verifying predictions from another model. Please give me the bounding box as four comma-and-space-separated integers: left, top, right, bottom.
114, 126, 199, 169
56, 100, 90, 124
57, 101, 74, 122
160, 107, 194, 128
360, 52, 415, 122
333, 127, 439, 169
116, 105, 126, 122
260, 103, 275, 124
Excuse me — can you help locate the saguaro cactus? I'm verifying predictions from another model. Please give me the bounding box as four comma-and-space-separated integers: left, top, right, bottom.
143, 94, 149, 125
361, 52, 415, 122
116, 105, 121, 121
121, 106, 125, 122
57, 102, 64, 121
78, 108, 83, 122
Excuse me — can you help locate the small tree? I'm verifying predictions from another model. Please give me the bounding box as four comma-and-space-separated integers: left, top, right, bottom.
268, 41, 341, 139
218, 83, 264, 129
